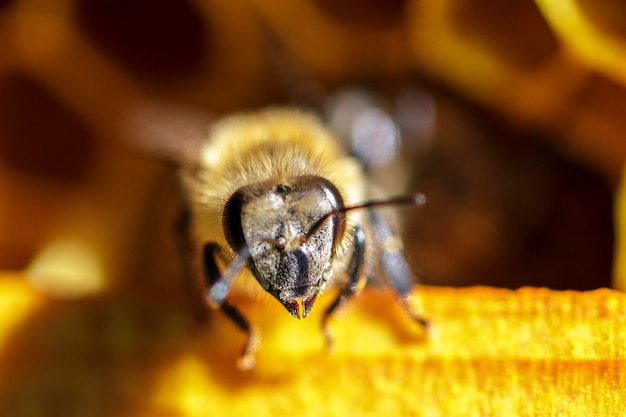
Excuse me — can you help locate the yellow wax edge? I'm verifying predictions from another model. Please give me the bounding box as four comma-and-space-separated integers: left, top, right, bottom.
615, 163, 626, 291
535, 0, 626, 86
1, 273, 625, 416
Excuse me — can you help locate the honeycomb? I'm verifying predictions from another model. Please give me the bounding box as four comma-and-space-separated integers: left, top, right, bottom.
1, 0, 626, 415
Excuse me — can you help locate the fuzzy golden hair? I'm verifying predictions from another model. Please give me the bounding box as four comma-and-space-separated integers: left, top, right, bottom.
180, 108, 367, 299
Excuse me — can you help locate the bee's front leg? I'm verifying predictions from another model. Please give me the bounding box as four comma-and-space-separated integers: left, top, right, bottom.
202, 243, 259, 370
321, 226, 367, 349
371, 211, 429, 330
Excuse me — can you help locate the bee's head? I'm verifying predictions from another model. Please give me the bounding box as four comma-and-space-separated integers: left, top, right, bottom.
223, 176, 346, 319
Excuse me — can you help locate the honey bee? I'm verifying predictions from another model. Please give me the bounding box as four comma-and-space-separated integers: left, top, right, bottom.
177, 108, 427, 369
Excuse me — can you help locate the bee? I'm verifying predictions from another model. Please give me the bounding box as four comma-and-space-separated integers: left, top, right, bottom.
177, 108, 427, 369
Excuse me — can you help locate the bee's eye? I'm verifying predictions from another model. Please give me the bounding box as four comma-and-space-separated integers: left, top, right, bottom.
304, 176, 346, 249
223, 191, 246, 252
276, 184, 291, 194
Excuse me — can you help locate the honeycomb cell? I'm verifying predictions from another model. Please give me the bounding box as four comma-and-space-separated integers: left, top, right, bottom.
75, 0, 208, 80
450, 0, 560, 71
575, 0, 626, 42
311, 0, 408, 27
0, 74, 95, 182
0, 0, 15, 10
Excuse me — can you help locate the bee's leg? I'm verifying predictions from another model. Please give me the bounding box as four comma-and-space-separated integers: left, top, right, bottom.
218, 301, 259, 370
321, 227, 367, 349
371, 211, 429, 330
202, 243, 259, 370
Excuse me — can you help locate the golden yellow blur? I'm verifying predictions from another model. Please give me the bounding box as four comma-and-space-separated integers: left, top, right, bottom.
0, 274, 44, 349
26, 237, 106, 297
1, 272, 626, 415
536, 0, 626, 85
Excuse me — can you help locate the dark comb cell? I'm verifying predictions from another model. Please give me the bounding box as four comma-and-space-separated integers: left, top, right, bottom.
0, 0, 16, 11
75, 0, 208, 80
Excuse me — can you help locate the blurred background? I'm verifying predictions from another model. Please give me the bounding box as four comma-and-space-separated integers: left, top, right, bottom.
0, 0, 620, 293
1, 0, 625, 415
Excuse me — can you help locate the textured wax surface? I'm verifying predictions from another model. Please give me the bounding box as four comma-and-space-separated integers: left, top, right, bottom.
1, 274, 625, 416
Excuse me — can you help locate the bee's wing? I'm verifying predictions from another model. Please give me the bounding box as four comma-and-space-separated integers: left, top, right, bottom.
324, 86, 436, 195
121, 103, 215, 165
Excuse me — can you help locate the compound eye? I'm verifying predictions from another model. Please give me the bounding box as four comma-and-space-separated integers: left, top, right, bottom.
223, 191, 246, 252
320, 179, 347, 246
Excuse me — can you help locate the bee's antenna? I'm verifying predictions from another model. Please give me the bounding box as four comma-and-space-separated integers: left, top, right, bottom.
209, 193, 426, 305
208, 246, 251, 307
306, 193, 427, 240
